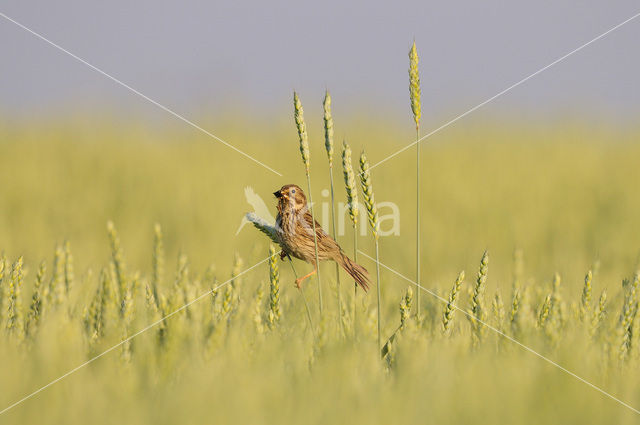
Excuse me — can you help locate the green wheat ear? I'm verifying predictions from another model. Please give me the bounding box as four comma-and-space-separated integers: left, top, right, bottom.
268, 244, 281, 328
107, 221, 127, 302
152, 223, 164, 308
63, 240, 74, 297
48, 244, 64, 306
590, 289, 607, 338
442, 271, 465, 335
409, 41, 421, 130
399, 286, 414, 330
468, 251, 489, 346
342, 140, 359, 224
26, 260, 46, 337
359, 151, 379, 239
246, 212, 279, 244
323, 90, 334, 166
294, 91, 310, 173
6, 257, 24, 337
580, 270, 593, 322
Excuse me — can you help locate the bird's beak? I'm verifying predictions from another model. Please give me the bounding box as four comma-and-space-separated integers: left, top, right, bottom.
273, 191, 282, 198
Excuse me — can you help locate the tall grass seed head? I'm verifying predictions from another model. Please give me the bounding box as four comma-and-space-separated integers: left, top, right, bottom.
6, 256, 24, 333
442, 271, 465, 333
359, 151, 379, 237
341, 140, 359, 224
268, 244, 281, 327
409, 41, 421, 130
294, 91, 310, 173
400, 286, 414, 329
323, 90, 334, 167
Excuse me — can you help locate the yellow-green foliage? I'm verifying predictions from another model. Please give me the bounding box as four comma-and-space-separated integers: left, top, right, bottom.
1, 120, 640, 424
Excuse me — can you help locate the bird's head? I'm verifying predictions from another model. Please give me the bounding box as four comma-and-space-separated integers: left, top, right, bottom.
274, 184, 306, 211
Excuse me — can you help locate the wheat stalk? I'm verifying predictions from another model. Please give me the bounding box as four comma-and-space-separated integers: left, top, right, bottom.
359, 151, 382, 350
286, 256, 315, 336
294, 91, 323, 314
409, 41, 422, 319
252, 281, 265, 335
323, 90, 343, 332
342, 140, 360, 331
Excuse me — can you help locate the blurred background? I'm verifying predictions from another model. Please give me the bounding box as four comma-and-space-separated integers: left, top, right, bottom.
1, 0, 639, 288
3, 2, 640, 425
2, 0, 640, 120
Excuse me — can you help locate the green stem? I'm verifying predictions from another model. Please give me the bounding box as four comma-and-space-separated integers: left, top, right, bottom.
353, 221, 358, 338
329, 167, 344, 335
305, 173, 323, 314
375, 236, 382, 351
287, 258, 315, 336
416, 127, 421, 320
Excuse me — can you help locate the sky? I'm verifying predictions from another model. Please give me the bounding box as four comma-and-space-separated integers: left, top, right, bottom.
1, 0, 639, 124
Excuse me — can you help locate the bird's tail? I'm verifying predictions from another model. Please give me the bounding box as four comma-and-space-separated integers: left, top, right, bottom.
336, 252, 370, 292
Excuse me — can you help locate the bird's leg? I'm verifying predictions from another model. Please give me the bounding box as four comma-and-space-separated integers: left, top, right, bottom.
295, 267, 317, 289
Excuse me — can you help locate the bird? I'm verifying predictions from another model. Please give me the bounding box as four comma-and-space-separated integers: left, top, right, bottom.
273, 184, 370, 291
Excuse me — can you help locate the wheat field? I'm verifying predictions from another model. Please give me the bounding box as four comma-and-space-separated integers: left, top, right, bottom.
1, 116, 640, 424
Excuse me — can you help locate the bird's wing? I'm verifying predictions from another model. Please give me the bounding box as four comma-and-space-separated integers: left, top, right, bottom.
302, 211, 341, 253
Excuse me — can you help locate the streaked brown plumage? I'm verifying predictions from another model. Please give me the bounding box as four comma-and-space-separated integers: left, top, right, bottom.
273, 184, 370, 291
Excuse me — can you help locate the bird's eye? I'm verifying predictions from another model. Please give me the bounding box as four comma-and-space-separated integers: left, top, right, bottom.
291, 189, 296, 194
